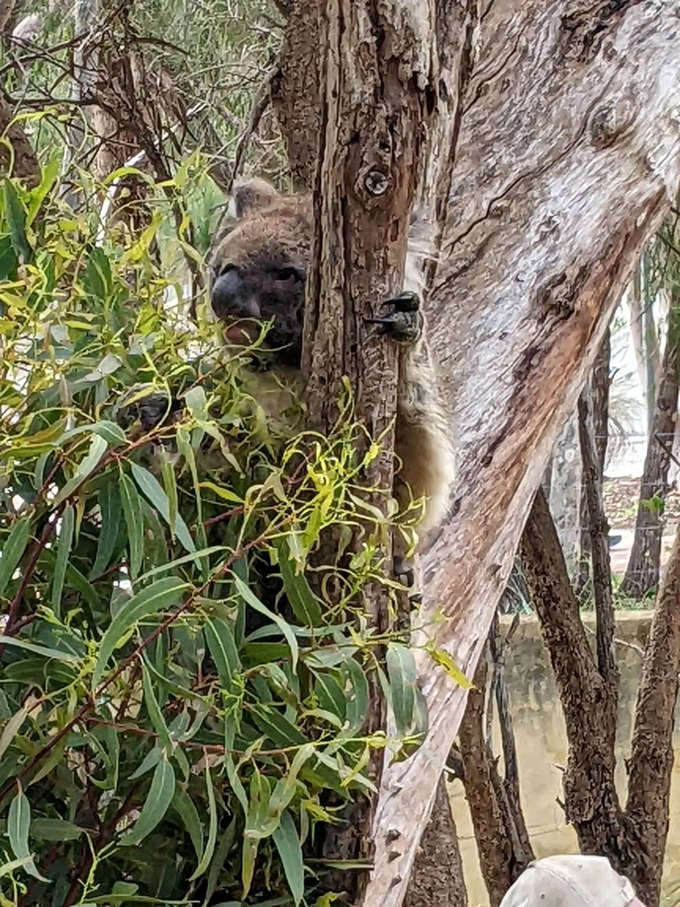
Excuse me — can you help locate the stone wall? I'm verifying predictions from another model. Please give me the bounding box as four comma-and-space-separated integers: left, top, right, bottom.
449, 612, 680, 907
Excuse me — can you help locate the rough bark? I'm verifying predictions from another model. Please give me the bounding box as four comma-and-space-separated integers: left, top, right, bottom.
576, 331, 611, 595
458, 630, 533, 906
626, 523, 680, 905
276, 2, 680, 903
549, 411, 582, 570
621, 301, 680, 598
0, 93, 39, 187
270, 0, 320, 191
302, 1, 436, 899
520, 489, 625, 863
403, 777, 469, 907
578, 388, 618, 686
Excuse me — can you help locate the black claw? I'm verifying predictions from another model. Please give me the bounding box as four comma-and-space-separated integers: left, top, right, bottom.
383, 291, 420, 313
393, 556, 415, 587
409, 593, 423, 606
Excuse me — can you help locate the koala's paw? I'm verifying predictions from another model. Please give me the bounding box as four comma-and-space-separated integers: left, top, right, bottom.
367, 291, 423, 344
393, 555, 415, 588
138, 392, 174, 433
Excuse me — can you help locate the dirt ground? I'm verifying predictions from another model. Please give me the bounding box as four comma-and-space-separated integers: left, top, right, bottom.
603, 476, 678, 575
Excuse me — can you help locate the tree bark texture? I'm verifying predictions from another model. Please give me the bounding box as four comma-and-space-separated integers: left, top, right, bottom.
549, 411, 582, 570
626, 522, 680, 905
302, 1, 436, 899
277, 3, 680, 904
402, 776, 469, 907
0, 93, 39, 187
576, 330, 611, 595
523, 488, 680, 906
621, 301, 680, 598
520, 489, 625, 866
458, 639, 533, 907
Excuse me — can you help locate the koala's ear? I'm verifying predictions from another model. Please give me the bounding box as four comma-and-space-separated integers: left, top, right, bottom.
233, 177, 280, 218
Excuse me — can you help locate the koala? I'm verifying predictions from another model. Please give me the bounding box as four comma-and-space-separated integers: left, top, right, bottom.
209, 178, 455, 569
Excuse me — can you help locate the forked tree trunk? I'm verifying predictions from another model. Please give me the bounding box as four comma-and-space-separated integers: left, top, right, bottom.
522, 485, 680, 906
278, 2, 680, 903
621, 300, 680, 598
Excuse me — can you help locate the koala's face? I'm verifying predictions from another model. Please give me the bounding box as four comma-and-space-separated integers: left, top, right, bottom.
210, 180, 313, 368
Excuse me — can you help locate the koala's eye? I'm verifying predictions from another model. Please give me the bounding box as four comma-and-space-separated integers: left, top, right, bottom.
273, 266, 303, 283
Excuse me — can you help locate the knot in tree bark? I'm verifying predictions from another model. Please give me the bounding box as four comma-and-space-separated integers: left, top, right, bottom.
363, 167, 391, 196
590, 95, 637, 149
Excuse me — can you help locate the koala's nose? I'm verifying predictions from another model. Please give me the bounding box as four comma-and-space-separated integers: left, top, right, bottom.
210, 268, 259, 320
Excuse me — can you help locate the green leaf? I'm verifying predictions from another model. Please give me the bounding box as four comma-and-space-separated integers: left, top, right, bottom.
7, 787, 47, 881
90, 483, 122, 579
343, 658, 369, 733
91, 420, 127, 447
30, 818, 84, 841
26, 157, 59, 226
82, 246, 112, 303
0, 706, 28, 761
425, 642, 473, 690
52, 504, 74, 618
233, 575, 298, 671
204, 618, 240, 690
0, 233, 18, 281
120, 472, 144, 579
386, 643, 417, 737
0, 636, 78, 663
0, 517, 31, 597
92, 577, 188, 689
121, 756, 175, 846
276, 538, 323, 627
141, 658, 173, 754
54, 434, 108, 505
131, 463, 195, 553
203, 818, 236, 907
314, 673, 346, 722
0, 855, 32, 879
171, 786, 203, 861
3, 180, 32, 264
189, 761, 217, 881
272, 811, 304, 906
160, 455, 178, 541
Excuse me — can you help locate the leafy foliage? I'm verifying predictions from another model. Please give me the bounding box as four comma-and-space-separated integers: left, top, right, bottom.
0, 165, 429, 905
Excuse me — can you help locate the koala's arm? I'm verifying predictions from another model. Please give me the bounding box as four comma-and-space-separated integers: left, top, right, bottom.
391, 228, 455, 541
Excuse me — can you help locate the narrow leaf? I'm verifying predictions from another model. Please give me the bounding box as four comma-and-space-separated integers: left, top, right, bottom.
233, 575, 298, 670
0, 636, 78, 663
120, 473, 144, 579
0, 517, 31, 598
172, 786, 203, 861
90, 483, 122, 579
272, 811, 304, 906
276, 538, 323, 627
131, 462, 195, 553
7, 788, 47, 881
189, 761, 217, 881
3, 180, 32, 263
0, 707, 27, 761
52, 504, 74, 618
204, 618, 240, 690
121, 756, 175, 846
386, 644, 417, 737
141, 658, 173, 754
93, 577, 188, 689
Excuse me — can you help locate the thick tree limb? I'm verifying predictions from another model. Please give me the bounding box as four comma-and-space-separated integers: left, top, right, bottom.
365, 5, 680, 903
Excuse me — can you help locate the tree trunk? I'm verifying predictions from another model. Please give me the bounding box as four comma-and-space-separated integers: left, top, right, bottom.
520, 490, 625, 862
403, 777, 469, 907
621, 301, 680, 598
303, 1, 436, 899
0, 93, 39, 186
549, 411, 582, 571
576, 330, 611, 595
626, 522, 680, 905
275, 2, 680, 903
458, 629, 533, 906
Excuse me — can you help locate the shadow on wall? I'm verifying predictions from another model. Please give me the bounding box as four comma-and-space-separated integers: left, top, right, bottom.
449, 612, 680, 907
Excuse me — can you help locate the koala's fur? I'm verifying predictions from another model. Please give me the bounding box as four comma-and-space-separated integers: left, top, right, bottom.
209, 178, 454, 546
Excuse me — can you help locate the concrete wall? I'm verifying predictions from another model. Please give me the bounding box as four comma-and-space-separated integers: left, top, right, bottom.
449, 612, 680, 907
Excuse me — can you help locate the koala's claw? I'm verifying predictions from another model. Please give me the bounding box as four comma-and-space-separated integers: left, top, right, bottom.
366, 291, 423, 343
393, 556, 415, 588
